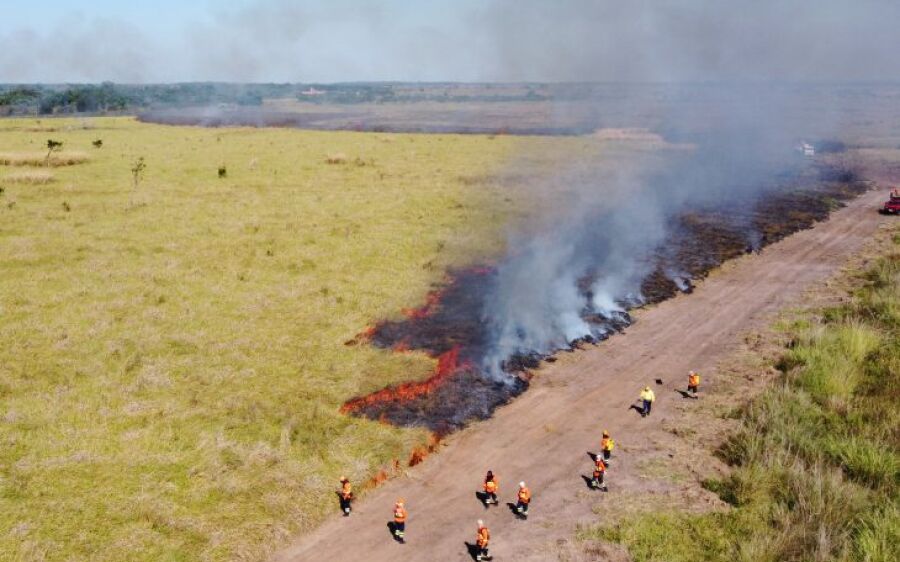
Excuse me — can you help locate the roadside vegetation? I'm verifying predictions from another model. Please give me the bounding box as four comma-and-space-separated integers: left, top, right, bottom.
583, 233, 900, 561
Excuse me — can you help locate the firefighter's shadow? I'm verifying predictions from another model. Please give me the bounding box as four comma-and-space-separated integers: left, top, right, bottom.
386, 521, 402, 543
580, 474, 596, 490
464, 542, 480, 561
475, 491, 491, 508
628, 404, 645, 416
675, 389, 699, 399
505, 502, 527, 519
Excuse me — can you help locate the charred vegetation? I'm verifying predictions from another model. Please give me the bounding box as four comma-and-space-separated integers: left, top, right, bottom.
341, 165, 869, 432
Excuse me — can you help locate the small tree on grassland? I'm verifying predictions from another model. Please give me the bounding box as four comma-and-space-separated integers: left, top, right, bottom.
45, 139, 63, 166
130, 157, 146, 205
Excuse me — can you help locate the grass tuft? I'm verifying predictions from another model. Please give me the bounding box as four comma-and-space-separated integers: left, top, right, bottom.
2, 170, 55, 184
0, 151, 90, 167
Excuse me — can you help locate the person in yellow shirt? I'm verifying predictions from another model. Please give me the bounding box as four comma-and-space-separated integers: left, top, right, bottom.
687, 370, 701, 398
600, 430, 615, 465
639, 386, 656, 417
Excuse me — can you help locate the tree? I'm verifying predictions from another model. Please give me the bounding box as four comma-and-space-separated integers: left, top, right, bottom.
45, 139, 63, 166
130, 157, 146, 205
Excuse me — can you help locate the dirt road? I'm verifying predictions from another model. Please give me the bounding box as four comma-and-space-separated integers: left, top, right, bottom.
273, 187, 891, 562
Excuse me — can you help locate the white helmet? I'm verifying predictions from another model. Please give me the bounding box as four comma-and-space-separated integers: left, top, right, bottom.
519, 481, 526, 488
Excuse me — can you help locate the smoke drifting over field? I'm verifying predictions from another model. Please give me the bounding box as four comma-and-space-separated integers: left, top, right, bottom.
481, 110, 801, 378
3, 1, 899, 82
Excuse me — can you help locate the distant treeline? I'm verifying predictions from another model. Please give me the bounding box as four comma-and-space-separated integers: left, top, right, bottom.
0, 83, 289, 115
0, 82, 553, 115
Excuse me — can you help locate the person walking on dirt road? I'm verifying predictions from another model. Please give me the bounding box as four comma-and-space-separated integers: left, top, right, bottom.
640, 386, 656, 417
392, 499, 407, 543
338, 476, 353, 516
483, 470, 499, 506
476, 520, 492, 560
600, 430, 615, 465
687, 370, 701, 397
591, 456, 608, 491
516, 482, 531, 519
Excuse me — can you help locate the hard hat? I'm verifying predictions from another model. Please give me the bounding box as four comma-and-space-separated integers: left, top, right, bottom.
689, 370, 695, 375
644, 386, 650, 391
396, 498, 404, 505
519, 481, 526, 488
602, 430, 609, 437
340, 475, 347, 481
477, 519, 484, 527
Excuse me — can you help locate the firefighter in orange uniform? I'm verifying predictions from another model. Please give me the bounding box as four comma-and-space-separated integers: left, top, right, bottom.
338, 476, 353, 516
516, 481, 531, 519
591, 456, 608, 491
483, 470, 499, 506
476, 519, 492, 560
392, 499, 407, 543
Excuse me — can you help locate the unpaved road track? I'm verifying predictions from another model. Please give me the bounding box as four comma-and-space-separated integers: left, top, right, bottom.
274, 188, 891, 562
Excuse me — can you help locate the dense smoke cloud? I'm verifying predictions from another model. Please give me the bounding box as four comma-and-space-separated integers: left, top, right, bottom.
479, 84, 812, 378
2, 1, 899, 82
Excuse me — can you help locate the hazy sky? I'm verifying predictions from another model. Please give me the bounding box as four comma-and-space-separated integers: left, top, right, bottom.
2, 0, 899, 83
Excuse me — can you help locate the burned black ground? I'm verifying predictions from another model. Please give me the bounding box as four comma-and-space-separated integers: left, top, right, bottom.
345, 165, 869, 432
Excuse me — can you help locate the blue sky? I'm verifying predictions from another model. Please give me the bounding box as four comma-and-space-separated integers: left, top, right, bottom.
2, 1, 899, 83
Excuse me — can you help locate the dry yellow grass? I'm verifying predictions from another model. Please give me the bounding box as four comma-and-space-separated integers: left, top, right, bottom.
0, 150, 90, 167
2, 170, 55, 184
325, 152, 348, 164
0, 115, 664, 561
0, 116, 521, 562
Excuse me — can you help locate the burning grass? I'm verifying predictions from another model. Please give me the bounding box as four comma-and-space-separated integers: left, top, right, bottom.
341, 166, 871, 432
0, 116, 519, 562
0, 151, 90, 167
0, 114, 882, 562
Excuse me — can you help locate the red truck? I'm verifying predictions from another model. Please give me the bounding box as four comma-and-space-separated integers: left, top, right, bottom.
881, 190, 900, 214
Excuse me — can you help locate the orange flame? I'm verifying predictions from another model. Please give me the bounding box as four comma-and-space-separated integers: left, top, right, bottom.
344, 325, 378, 346
341, 346, 462, 414
408, 434, 443, 467
401, 288, 445, 320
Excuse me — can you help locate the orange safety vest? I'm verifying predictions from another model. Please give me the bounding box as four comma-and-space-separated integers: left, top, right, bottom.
394, 506, 407, 523
601, 437, 615, 452
341, 481, 352, 500
484, 477, 498, 494
477, 527, 490, 548
518, 487, 531, 504
593, 458, 606, 476
689, 373, 701, 386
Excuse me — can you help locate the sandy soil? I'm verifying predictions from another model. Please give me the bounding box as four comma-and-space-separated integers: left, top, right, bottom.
272, 186, 893, 562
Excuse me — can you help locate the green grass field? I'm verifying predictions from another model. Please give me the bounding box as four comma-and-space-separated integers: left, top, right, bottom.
583, 233, 900, 562
0, 117, 534, 561
0, 117, 675, 561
